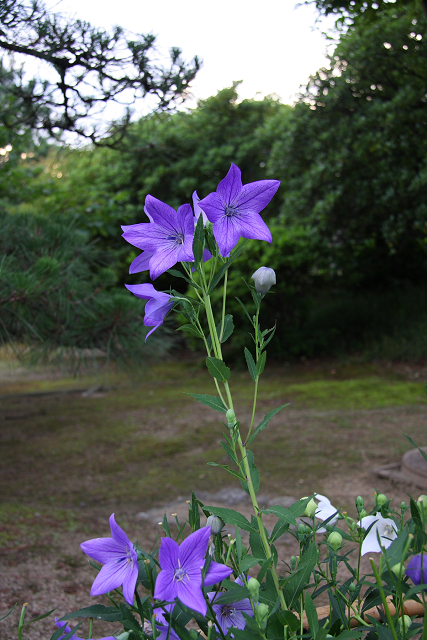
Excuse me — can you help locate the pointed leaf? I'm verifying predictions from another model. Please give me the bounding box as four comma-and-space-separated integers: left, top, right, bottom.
256, 351, 267, 377
244, 348, 257, 381
186, 393, 227, 412
206, 356, 230, 382
204, 506, 258, 533
247, 404, 289, 445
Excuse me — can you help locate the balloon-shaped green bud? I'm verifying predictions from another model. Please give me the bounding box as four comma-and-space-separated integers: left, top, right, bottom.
328, 531, 343, 551
349, 581, 356, 593
290, 556, 297, 570
359, 509, 367, 519
356, 496, 364, 508
298, 523, 306, 535
391, 562, 405, 579
376, 493, 387, 506
398, 615, 412, 634
247, 577, 260, 600
401, 501, 407, 511
304, 498, 317, 518
226, 408, 236, 429
251, 267, 276, 295
207, 515, 224, 535
255, 603, 269, 630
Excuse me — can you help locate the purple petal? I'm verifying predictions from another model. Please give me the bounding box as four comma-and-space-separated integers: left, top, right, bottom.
197, 192, 225, 224
204, 560, 233, 586
122, 562, 139, 605
145, 195, 179, 233
159, 537, 180, 573
236, 180, 280, 214
154, 568, 177, 602
109, 514, 130, 547
122, 224, 155, 250
212, 217, 241, 257
176, 578, 207, 616
126, 224, 175, 252
148, 247, 181, 279
125, 283, 158, 301
129, 251, 153, 274
235, 211, 272, 244
55, 619, 71, 634
233, 598, 254, 615
177, 204, 195, 238
154, 604, 175, 625
80, 537, 126, 565
216, 164, 243, 204
193, 191, 208, 225
179, 527, 210, 568
145, 294, 172, 322
90, 560, 132, 597
175, 234, 195, 263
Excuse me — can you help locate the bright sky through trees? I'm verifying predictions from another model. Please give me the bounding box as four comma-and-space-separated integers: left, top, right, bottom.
52, 0, 336, 105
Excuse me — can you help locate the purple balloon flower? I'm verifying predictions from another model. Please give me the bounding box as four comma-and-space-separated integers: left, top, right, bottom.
208, 577, 254, 635
406, 553, 427, 586
154, 526, 232, 616
125, 283, 173, 341
80, 514, 138, 606
55, 619, 115, 640
122, 195, 195, 279
197, 164, 280, 257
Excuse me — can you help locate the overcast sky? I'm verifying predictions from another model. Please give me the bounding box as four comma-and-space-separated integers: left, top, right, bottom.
52, 0, 336, 106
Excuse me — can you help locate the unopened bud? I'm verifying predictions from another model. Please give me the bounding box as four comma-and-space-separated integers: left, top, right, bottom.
298, 523, 306, 535
207, 515, 224, 536
251, 267, 276, 295
356, 496, 364, 508
391, 562, 405, 579
116, 633, 130, 640
349, 581, 356, 593
376, 493, 387, 506
359, 509, 367, 519
328, 532, 342, 551
255, 603, 269, 630
418, 495, 427, 515
226, 408, 236, 428
247, 577, 260, 600
290, 556, 297, 570
304, 498, 317, 518
398, 615, 412, 634
401, 501, 407, 511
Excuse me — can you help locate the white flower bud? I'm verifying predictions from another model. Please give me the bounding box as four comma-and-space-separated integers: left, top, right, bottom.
251, 267, 276, 295
207, 515, 224, 535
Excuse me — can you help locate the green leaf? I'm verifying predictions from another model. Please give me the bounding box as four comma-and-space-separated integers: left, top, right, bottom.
25, 609, 56, 625
214, 585, 250, 605
206, 356, 230, 382
384, 528, 409, 570
186, 393, 227, 412
256, 351, 267, 376
176, 324, 203, 338
204, 506, 258, 533
50, 621, 82, 640
270, 519, 290, 543
235, 297, 254, 326
220, 440, 238, 465
239, 555, 263, 572
263, 505, 297, 526
0, 604, 17, 622
305, 593, 319, 636
247, 404, 289, 445
59, 605, 122, 623
404, 435, 427, 464
207, 314, 234, 348
250, 530, 267, 560
167, 268, 194, 287
244, 347, 257, 381
276, 610, 301, 634
283, 542, 317, 609
208, 239, 249, 294
192, 214, 205, 267
207, 462, 245, 480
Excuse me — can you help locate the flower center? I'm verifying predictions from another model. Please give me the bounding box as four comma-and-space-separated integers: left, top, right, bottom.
221, 604, 236, 619
119, 544, 134, 566
224, 205, 239, 218
173, 559, 189, 582
383, 525, 395, 537
167, 232, 185, 245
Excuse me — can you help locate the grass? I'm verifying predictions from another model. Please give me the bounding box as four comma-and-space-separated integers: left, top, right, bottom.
1, 358, 427, 518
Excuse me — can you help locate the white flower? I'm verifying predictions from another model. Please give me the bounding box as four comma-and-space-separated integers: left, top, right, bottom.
359, 513, 397, 556
314, 494, 339, 532
251, 267, 276, 295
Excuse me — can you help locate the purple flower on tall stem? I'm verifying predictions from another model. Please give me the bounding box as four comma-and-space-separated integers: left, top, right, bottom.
125, 283, 173, 341
208, 577, 254, 635
80, 514, 138, 606
154, 526, 232, 616
197, 164, 280, 257
55, 619, 115, 640
406, 553, 427, 586
122, 195, 195, 279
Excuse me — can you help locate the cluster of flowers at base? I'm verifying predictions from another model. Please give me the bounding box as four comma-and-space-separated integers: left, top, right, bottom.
122, 164, 280, 339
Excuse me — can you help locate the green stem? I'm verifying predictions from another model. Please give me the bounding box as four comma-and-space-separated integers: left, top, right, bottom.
88, 618, 93, 640
369, 558, 399, 640
219, 270, 228, 343
17, 603, 28, 640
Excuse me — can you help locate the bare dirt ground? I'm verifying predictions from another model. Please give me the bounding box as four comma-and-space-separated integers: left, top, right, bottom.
1, 358, 427, 639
